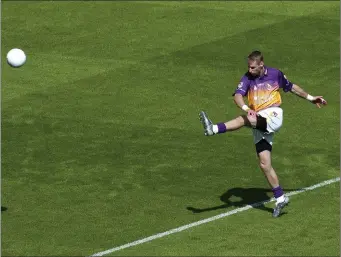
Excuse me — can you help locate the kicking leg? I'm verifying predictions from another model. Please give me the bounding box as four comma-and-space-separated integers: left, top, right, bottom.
256, 140, 289, 218
199, 111, 257, 136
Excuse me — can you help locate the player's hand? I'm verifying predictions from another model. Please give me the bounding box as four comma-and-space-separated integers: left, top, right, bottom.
247, 110, 257, 116
311, 96, 327, 108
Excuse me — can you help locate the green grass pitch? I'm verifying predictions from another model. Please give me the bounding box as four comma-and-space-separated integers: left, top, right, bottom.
1, 1, 339, 256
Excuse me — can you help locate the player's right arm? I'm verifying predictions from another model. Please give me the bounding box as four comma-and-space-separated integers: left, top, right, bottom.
232, 75, 251, 112
234, 93, 250, 111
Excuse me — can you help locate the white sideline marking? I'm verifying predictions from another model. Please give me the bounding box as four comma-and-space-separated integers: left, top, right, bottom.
90, 177, 340, 256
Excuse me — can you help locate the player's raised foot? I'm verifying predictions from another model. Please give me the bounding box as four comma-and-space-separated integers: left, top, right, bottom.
199, 111, 214, 136
272, 195, 289, 218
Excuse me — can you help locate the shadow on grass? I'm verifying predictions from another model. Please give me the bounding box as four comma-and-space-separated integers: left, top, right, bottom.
187, 187, 297, 214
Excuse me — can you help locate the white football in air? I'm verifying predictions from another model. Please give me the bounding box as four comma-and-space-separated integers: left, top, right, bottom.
7, 48, 26, 68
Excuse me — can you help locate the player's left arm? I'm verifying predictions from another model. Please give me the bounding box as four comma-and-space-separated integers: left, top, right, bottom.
279, 71, 327, 108
290, 84, 327, 108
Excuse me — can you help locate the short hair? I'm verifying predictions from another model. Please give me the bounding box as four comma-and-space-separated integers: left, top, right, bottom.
248, 50, 263, 62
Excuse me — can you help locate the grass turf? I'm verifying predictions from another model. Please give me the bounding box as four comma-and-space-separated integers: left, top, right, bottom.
1, 1, 339, 256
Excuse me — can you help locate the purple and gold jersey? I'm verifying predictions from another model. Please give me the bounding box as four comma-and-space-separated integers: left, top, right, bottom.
233, 66, 293, 112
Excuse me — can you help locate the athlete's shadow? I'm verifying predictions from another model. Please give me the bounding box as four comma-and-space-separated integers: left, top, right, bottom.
187, 187, 296, 214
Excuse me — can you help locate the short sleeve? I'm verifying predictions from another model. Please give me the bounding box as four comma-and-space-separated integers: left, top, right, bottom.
278, 71, 293, 92
232, 75, 250, 96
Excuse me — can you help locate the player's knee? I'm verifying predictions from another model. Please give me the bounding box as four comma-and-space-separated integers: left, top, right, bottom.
259, 160, 271, 172
259, 156, 273, 173
247, 114, 257, 127
258, 150, 272, 172
241, 115, 256, 127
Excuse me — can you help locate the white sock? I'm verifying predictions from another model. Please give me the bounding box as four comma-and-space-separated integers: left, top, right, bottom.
212, 124, 219, 134
276, 195, 285, 204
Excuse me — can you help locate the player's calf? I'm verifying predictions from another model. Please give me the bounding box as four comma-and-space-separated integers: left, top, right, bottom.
257, 142, 289, 217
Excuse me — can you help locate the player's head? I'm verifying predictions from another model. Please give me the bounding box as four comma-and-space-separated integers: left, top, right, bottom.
247, 50, 264, 77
